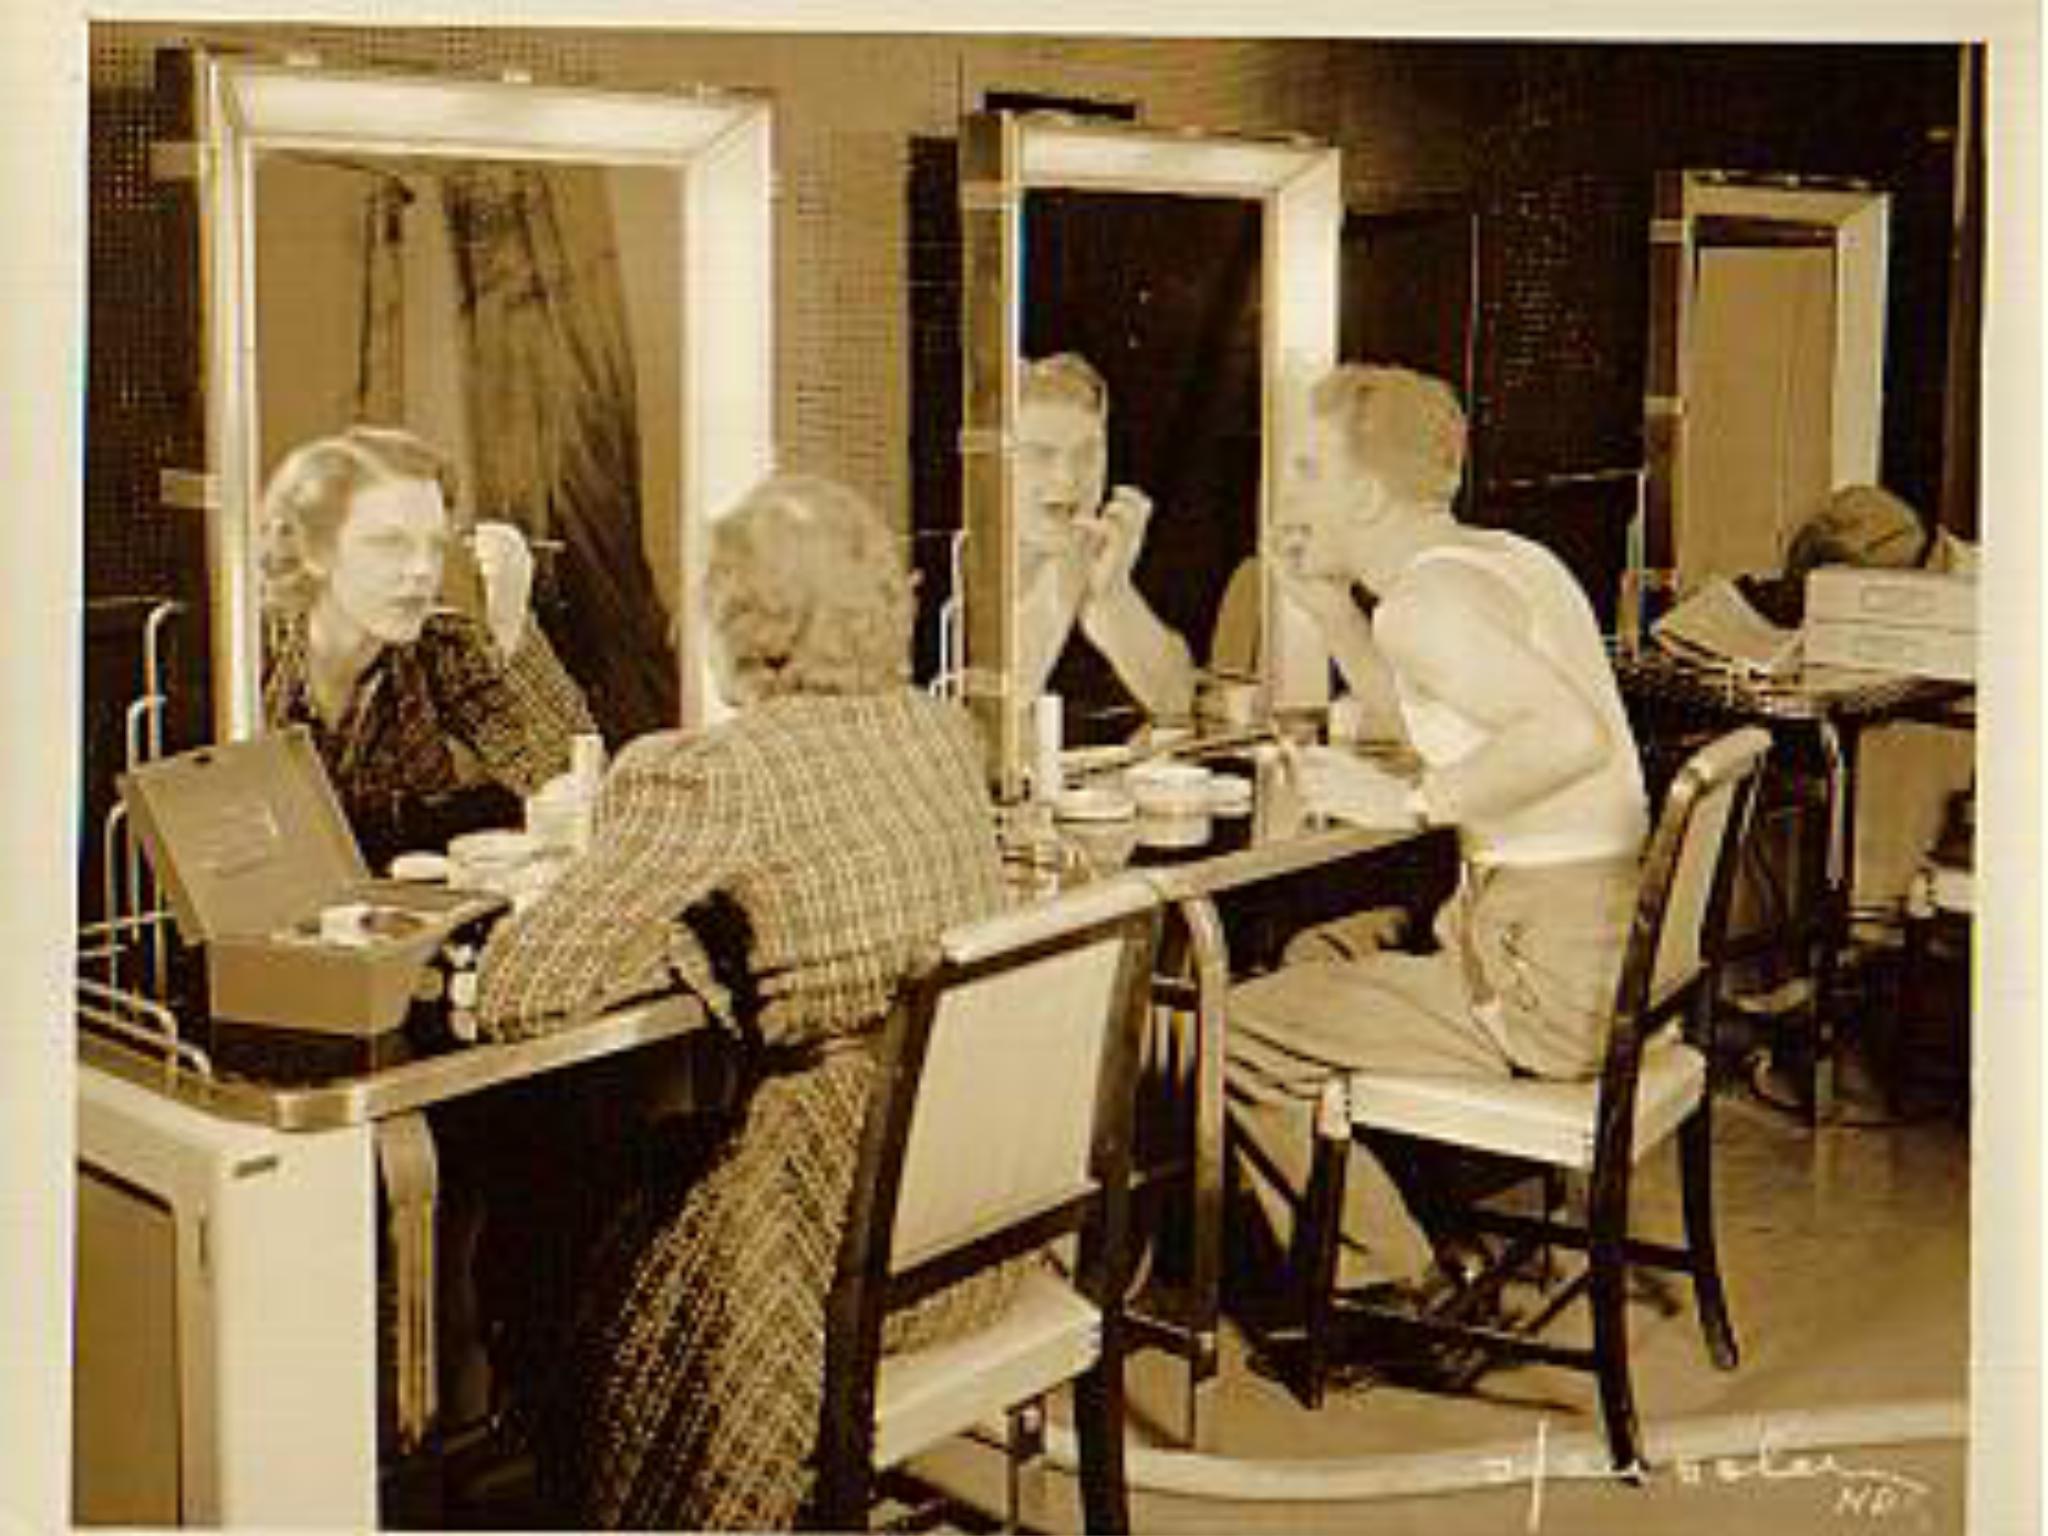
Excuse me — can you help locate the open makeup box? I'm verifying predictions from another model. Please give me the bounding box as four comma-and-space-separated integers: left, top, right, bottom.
118, 726, 508, 1044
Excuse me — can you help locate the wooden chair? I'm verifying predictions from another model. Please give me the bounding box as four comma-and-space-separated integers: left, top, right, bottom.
1292, 726, 1774, 1474
813, 875, 1162, 1532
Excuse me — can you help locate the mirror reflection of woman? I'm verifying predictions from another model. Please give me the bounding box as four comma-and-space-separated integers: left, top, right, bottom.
1014, 353, 1197, 724
259, 426, 595, 870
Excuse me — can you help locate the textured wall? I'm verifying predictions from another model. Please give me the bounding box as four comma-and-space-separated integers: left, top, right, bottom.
87, 27, 1963, 606
1317, 41, 1964, 626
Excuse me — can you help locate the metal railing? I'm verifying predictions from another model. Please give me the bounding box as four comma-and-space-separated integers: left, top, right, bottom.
76, 598, 210, 1082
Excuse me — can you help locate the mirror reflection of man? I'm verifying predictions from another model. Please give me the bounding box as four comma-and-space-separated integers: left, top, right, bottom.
1013, 354, 1197, 728
1228, 364, 1650, 1308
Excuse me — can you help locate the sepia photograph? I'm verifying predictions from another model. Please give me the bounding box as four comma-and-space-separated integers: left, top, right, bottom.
3, 2, 2039, 1532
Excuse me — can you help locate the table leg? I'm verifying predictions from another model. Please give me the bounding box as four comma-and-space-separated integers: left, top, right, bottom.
1803, 717, 1865, 1125
374, 1112, 445, 1522
1177, 894, 1232, 1449
1122, 895, 1232, 1449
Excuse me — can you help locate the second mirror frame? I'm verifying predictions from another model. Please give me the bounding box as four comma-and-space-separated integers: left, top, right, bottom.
955, 110, 1344, 797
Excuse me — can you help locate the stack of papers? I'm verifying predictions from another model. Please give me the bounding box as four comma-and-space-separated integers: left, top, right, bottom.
1652, 577, 1804, 678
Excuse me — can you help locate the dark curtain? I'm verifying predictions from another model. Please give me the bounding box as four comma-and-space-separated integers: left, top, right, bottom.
441, 163, 678, 745
354, 179, 409, 424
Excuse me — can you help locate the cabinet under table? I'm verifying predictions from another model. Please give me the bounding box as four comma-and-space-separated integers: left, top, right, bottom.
74, 994, 709, 1528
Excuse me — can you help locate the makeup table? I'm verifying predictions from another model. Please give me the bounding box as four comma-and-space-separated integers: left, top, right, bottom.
73, 737, 1450, 1520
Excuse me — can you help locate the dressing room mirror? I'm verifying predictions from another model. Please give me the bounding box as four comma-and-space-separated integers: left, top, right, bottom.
191, 54, 775, 747
955, 112, 1342, 793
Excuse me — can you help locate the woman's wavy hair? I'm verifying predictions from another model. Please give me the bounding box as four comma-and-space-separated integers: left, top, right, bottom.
258, 426, 459, 617
1309, 364, 1467, 509
706, 473, 914, 701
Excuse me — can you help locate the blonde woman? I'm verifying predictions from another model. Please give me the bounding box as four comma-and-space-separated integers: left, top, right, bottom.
475, 473, 1019, 1529
259, 425, 592, 867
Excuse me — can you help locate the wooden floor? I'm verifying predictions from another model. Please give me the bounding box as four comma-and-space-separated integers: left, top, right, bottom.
905, 1062, 1974, 1535
428, 1013, 1978, 1535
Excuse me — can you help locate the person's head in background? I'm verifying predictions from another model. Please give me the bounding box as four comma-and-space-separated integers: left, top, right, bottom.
704, 473, 914, 709
1275, 363, 1467, 594
1015, 352, 1110, 559
1785, 483, 1978, 584
260, 426, 459, 657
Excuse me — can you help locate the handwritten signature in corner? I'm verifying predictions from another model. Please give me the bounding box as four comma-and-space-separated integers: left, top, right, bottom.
1480, 1418, 1936, 1532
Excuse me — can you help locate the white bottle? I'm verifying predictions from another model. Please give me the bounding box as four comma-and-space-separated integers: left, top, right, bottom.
1032, 694, 1064, 805
1252, 743, 1305, 844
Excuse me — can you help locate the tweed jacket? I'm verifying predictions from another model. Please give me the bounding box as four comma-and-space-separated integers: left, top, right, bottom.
475, 687, 1005, 1043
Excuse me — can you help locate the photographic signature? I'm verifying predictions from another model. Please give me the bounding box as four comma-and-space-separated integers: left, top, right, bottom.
1481, 1417, 1935, 1530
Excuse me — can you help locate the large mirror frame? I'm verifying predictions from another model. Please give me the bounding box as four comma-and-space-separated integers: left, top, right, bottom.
956, 112, 1342, 795
194, 54, 776, 741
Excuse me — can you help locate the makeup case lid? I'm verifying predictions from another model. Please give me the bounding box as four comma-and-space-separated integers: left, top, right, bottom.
117, 726, 370, 944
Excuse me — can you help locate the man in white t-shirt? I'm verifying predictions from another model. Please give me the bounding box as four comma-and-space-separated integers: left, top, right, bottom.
1229, 364, 1649, 1306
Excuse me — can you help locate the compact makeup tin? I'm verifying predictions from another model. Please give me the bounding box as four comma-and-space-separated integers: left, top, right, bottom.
118, 727, 507, 1040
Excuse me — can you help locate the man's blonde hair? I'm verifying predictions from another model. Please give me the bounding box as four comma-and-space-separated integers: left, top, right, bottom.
1021, 352, 1109, 418
1309, 364, 1467, 509
706, 474, 914, 700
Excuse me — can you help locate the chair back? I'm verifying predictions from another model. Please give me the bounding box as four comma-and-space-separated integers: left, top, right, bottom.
834, 872, 1161, 1316
1604, 725, 1773, 1066
1578, 725, 1770, 1188
818, 873, 1157, 1528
